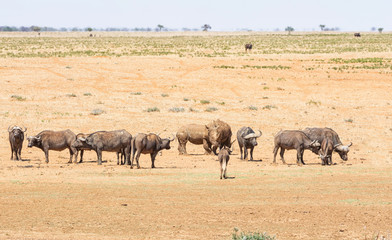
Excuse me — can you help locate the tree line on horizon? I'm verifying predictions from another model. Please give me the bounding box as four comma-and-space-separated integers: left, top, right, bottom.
0, 24, 385, 33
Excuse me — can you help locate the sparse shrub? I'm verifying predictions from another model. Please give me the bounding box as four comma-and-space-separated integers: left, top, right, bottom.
277, 87, 284, 91
306, 100, 321, 106
66, 93, 77, 97
248, 105, 258, 110
10, 95, 26, 101
213, 65, 235, 69
130, 92, 142, 95
91, 109, 105, 115
189, 107, 198, 112
146, 107, 160, 112
83, 93, 92, 96
232, 228, 275, 240
161, 93, 169, 97
200, 100, 210, 104
183, 98, 190, 101
169, 107, 185, 113
262, 96, 269, 99
345, 118, 353, 123
216, 101, 225, 105
263, 105, 277, 110
263, 86, 269, 90
65, 66, 72, 69
205, 107, 218, 112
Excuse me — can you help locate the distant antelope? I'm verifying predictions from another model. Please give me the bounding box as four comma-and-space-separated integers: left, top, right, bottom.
245, 43, 253, 52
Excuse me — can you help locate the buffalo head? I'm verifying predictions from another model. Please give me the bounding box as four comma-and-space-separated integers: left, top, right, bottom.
27, 135, 41, 148
243, 130, 262, 146
334, 142, 352, 161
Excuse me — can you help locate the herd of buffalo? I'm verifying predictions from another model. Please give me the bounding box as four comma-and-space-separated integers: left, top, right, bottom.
7, 119, 352, 179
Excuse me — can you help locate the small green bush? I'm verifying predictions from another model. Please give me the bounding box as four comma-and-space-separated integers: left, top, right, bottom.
83, 93, 92, 96
200, 100, 210, 104
66, 93, 77, 97
130, 92, 142, 95
263, 105, 277, 110
205, 107, 218, 112
248, 105, 258, 110
91, 109, 105, 115
232, 228, 275, 240
161, 93, 169, 97
146, 107, 160, 112
169, 107, 185, 113
10, 95, 26, 101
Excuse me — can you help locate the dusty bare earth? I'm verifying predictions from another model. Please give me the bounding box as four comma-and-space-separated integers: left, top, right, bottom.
0, 32, 392, 239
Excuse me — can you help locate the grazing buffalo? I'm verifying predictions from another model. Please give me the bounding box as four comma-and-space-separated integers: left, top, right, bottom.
237, 127, 262, 161
27, 129, 77, 163
131, 133, 174, 169
245, 43, 253, 52
176, 124, 212, 155
273, 130, 320, 165
354, 33, 361, 37
206, 119, 233, 155
72, 133, 126, 165
302, 127, 352, 163
72, 130, 132, 165
8, 125, 27, 161
218, 146, 232, 179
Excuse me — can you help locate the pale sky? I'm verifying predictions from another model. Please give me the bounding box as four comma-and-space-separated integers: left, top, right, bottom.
1, 0, 391, 31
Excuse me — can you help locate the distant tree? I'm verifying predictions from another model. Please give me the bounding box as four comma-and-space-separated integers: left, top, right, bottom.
378, 27, 384, 33
285, 26, 294, 35
202, 24, 211, 31
319, 24, 325, 31
31, 26, 41, 35
371, 27, 376, 31
157, 24, 164, 31
86, 27, 93, 32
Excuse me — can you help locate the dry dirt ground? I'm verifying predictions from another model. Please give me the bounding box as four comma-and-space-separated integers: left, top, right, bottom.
0, 32, 392, 239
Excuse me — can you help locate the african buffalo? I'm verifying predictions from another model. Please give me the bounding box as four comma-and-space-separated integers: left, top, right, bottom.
273, 130, 320, 165
176, 124, 212, 155
72, 130, 132, 165
245, 43, 253, 52
72, 133, 126, 165
302, 127, 352, 163
206, 119, 233, 155
131, 133, 174, 169
8, 125, 27, 161
354, 33, 361, 37
27, 129, 77, 163
237, 127, 262, 161
218, 146, 232, 179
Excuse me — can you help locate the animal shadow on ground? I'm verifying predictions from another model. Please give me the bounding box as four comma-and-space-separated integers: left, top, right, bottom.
247, 159, 263, 162
225, 176, 236, 179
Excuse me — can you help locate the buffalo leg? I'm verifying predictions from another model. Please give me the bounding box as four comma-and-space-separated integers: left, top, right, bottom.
244, 147, 248, 160
223, 158, 229, 179
178, 139, 187, 155
279, 148, 286, 164
239, 145, 243, 160
96, 149, 103, 165
70, 146, 77, 163
250, 147, 254, 161
300, 149, 305, 165
150, 152, 158, 168
116, 152, 120, 165
134, 150, 142, 169
44, 148, 49, 163
79, 150, 84, 163
273, 146, 279, 164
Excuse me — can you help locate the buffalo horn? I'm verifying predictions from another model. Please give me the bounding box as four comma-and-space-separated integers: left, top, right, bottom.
168, 134, 175, 141
7, 125, 13, 132
35, 135, 41, 140
347, 142, 352, 147
243, 133, 256, 139
255, 130, 262, 138
79, 137, 86, 141
23, 126, 27, 132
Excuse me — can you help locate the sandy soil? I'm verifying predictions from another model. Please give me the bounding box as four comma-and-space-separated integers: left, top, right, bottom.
1, 42, 392, 239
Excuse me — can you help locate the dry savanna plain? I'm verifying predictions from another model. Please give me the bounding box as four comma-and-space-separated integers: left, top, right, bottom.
1, 31, 392, 239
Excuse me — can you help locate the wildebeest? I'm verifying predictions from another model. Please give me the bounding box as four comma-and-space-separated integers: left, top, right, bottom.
273, 130, 320, 165
206, 119, 233, 155
218, 146, 232, 179
27, 129, 77, 163
237, 127, 262, 161
319, 135, 334, 165
302, 127, 352, 163
131, 133, 174, 169
176, 124, 212, 155
8, 125, 27, 161
72, 133, 126, 165
72, 130, 132, 165
245, 43, 253, 52
354, 33, 361, 37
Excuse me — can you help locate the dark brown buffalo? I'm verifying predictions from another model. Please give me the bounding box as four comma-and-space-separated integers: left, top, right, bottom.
72, 133, 126, 165
245, 43, 253, 52
302, 127, 352, 163
237, 127, 262, 161
354, 33, 361, 37
27, 129, 77, 163
218, 146, 232, 179
8, 125, 27, 161
72, 130, 132, 165
319, 134, 334, 165
206, 119, 233, 155
273, 130, 320, 165
131, 133, 174, 169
